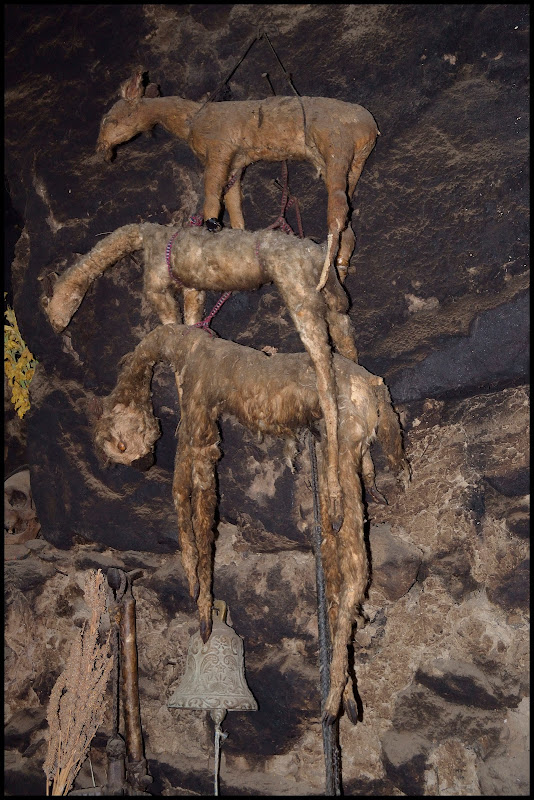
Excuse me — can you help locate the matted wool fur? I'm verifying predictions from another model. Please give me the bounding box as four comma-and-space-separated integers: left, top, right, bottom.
96, 66, 379, 288
94, 323, 409, 725
42, 223, 361, 531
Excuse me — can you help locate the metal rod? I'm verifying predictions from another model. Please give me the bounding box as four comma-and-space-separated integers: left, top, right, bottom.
307, 431, 342, 796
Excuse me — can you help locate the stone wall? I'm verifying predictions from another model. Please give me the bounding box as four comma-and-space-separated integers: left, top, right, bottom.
4, 4, 529, 796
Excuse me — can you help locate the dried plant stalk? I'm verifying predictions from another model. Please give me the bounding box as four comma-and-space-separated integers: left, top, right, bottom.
43, 569, 114, 795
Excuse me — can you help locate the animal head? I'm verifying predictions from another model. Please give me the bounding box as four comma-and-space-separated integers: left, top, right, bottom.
94, 400, 161, 465
96, 66, 160, 162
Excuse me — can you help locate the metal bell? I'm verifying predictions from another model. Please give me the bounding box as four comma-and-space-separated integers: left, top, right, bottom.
168, 600, 257, 714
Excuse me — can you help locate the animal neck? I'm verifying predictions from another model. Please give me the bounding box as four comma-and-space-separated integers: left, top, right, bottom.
111, 351, 156, 410
116, 324, 190, 392
138, 96, 201, 140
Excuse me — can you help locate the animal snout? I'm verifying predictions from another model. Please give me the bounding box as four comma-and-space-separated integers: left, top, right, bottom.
130, 452, 155, 472
95, 140, 114, 162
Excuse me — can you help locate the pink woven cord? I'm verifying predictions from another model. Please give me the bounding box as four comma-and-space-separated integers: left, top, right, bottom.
191, 291, 233, 336
188, 214, 204, 226
165, 231, 183, 287
267, 161, 304, 239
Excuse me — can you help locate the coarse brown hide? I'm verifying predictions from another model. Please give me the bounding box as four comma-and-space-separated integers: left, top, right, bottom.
93, 323, 409, 724
95, 67, 379, 288
42, 223, 360, 531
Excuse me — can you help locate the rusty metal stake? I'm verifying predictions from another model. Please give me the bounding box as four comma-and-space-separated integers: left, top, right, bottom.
69, 568, 152, 796
119, 569, 153, 795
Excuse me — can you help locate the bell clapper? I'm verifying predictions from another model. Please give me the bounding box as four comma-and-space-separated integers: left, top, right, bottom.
211, 708, 228, 796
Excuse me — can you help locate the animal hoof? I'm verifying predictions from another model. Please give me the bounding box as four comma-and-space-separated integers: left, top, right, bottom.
330, 498, 344, 532
367, 485, 388, 505
322, 710, 338, 727
343, 697, 358, 725
205, 218, 223, 233
200, 618, 212, 643
189, 581, 200, 602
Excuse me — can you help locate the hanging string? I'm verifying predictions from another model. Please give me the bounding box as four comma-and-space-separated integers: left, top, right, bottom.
201, 31, 263, 109
266, 160, 304, 238
262, 31, 301, 97
307, 431, 342, 796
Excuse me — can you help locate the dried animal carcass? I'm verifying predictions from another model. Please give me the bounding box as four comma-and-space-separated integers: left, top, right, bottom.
93, 323, 409, 724
96, 67, 379, 289
42, 223, 360, 531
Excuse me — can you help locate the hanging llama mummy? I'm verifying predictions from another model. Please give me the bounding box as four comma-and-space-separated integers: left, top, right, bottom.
42, 223, 360, 531
96, 66, 379, 289
93, 323, 410, 725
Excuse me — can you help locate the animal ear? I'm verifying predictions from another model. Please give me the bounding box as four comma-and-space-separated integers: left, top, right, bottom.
86, 395, 104, 421
119, 66, 145, 101
144, 82, 160, 98
38, 270, 59, 300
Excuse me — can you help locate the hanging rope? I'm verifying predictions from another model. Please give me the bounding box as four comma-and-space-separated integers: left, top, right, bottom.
307, 431, 342, 796
266, 160, 304, 238
262, 31, 301, 97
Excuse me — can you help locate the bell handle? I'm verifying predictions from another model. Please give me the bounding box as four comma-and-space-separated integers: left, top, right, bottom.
212, 598, 227, 623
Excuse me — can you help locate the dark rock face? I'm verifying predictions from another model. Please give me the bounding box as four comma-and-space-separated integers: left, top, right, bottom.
4, 4, 529, 796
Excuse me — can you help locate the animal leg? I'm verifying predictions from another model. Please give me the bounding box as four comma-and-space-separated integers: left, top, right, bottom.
324, 304, 359, 363
317, 436, 360, 725
316, 232, 340, 292
375, 381, 411, 487
223, 175, 245, 230
316, 436, 342, 637
362, 448, 387, 505
190, 439, 220, 643
143, 263, 182, 325
282, 299, 344, 531
335, 166, 360, 280
337, 147, 377, 277
42, 223, 143, 332
316, 154, 353, 291
144, 289, 182, 325
336, 226, 355, 285
172, 425, 200, 601
316, 434, 344, 677
322, 442, 368, 725
183, 288, 206, 326
203, 150, 234, 225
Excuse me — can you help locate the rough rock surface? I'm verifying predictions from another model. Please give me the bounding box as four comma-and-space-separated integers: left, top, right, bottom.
4, 4, 529, 796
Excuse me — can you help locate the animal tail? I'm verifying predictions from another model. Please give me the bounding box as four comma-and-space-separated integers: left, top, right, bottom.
316, 232, 339, 292
42, 223, 144, 332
